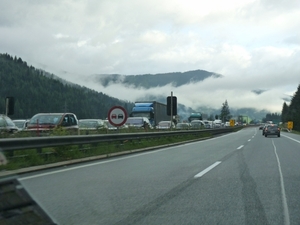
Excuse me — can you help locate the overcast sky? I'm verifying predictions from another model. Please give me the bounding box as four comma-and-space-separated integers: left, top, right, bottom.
1, 0, 300, 112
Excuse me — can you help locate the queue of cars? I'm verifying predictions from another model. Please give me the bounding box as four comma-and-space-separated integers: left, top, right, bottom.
1, 112, 243, 136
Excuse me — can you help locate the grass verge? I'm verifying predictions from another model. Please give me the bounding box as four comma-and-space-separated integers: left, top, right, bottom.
0, 132, 211, 171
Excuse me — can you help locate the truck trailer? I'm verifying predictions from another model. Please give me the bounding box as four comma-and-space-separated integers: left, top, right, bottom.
129, 101, 169, 127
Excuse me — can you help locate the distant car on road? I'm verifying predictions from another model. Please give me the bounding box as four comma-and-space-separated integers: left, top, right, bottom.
264, 124, 280, 137
224, 122, 230, 127
27, 113, 79, 135
156, 121, 175, 130
0, 114, 18, 134
175, 122, 190, 130
190, 120, 204, 129
79, 119, 107, 130
125, 117, 152, 129
203, 120, 213, 129
12, 119, 29, 131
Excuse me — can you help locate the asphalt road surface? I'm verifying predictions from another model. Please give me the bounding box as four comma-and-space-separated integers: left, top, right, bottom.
18, 127, 300, 225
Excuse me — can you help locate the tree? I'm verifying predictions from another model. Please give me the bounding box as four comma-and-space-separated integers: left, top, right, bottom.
288, 84, 300, 131
281, 102, 289, 123
220, 100, 231, 122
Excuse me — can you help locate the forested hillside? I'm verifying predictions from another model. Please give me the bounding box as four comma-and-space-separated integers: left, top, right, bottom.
0, 53, 134, 119
95, 70, 222, 88
281, 84, 300, 131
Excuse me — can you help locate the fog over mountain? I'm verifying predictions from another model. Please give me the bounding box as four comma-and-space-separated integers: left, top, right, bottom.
94, 70, 222, 88
76, 70, 279, 121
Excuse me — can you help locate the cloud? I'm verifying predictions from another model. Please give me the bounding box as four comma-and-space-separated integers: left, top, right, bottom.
1, 0, 300, 113
252, 89, 267, 95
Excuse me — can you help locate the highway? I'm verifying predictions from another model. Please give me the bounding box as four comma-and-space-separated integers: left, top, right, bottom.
18, 127, 300, 225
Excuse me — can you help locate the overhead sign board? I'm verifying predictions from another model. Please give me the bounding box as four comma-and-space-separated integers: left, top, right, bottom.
108, 106, 128, 127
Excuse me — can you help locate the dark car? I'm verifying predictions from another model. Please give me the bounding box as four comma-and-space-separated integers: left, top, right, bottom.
264, 124, 280, 137
0, 114, 18, 134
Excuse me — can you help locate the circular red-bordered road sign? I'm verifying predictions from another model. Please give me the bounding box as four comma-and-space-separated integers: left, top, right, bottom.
108, 106, 128, 127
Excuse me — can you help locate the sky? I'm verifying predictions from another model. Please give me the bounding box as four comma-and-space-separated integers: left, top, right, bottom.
1, 0, 300, 113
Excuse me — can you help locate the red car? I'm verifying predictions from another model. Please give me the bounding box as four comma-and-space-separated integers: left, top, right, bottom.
27, 113, 79, 135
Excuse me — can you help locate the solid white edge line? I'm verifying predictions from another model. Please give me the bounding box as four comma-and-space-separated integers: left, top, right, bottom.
282, 134, 300, 144
237, 145, 244, 150
194, 161, 222, 178
272, 139, 290, 225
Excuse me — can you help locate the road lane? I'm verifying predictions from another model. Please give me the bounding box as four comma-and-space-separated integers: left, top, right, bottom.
273, 132, 300, 225
17, 128, 300, 225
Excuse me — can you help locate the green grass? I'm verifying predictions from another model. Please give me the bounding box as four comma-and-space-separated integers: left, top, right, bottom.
0, 132, 211, 171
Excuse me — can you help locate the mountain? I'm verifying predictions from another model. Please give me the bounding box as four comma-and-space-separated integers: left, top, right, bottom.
93, 70, 222, 88
0, 53, 134, 119
0, 53, 270, 122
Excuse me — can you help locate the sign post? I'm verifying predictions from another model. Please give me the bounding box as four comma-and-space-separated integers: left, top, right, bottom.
287, 121, 293, 130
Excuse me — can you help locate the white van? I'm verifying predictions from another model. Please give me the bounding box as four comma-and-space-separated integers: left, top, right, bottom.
213, 119, 222, 128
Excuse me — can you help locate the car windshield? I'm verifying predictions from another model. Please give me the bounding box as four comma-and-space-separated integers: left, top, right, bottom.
28, 114, 63, 125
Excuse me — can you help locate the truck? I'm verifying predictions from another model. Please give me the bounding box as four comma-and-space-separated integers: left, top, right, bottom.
188, 112, 202, 122
129, 101, 169, 127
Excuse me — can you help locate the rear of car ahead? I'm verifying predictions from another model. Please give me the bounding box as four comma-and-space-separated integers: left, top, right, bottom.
264, 125, 280, 137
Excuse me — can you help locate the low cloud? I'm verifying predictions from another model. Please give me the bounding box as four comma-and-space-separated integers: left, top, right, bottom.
1, 0, 300, 113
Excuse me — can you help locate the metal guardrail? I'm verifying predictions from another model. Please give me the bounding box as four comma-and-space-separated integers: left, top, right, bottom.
0, 128, 237, 153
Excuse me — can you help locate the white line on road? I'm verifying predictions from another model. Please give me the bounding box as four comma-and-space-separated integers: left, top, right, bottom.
237, 145, 244, 150
194, 161, 222, 178
272, 140, 290, 225
282, 134, 300, 144
248, 139, 251, 142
